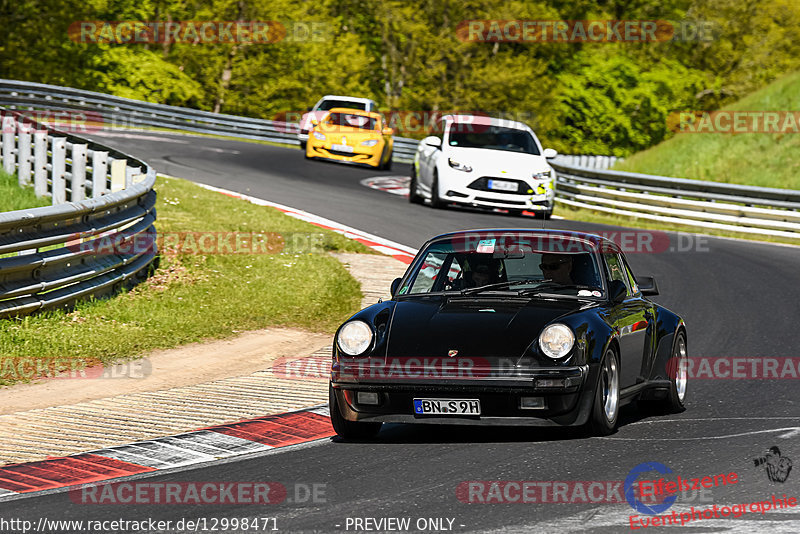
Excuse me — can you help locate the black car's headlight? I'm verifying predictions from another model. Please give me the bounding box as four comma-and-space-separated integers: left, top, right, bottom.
337, 320, 373, 356
539, 323, 575, 359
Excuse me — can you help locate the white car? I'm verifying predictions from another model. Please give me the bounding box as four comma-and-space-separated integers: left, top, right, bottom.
409, 115, 558, 218
298, 95, 379, 149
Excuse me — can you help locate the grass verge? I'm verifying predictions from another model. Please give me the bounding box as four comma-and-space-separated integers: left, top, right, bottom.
0, 170, 50, 212
0, 175, 372, 386
614, 70, 800, 189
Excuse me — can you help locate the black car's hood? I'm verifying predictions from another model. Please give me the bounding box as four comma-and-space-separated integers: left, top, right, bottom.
385, 295, 583, 362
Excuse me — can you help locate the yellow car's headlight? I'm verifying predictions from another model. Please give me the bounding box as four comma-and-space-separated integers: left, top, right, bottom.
361, 139, 379, 147
313, 131, 326, 141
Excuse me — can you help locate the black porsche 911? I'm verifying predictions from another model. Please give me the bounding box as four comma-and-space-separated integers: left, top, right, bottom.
329, 229, 687, 438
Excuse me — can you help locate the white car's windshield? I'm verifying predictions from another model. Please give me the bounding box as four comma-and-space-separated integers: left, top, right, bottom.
324, 112, 377, 130
448, 126, 540, 155
398, 234, 604, 297
317, 100, 367, 111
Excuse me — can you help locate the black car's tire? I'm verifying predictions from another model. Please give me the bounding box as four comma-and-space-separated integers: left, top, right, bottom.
408, 167, 424, 204
662, 331, 688, 413
589, 347, 620, 436
430, 173, 444, 209
329, 385, 382, 440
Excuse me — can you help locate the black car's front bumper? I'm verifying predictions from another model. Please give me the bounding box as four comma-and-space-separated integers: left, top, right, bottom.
330, 363, 594, 427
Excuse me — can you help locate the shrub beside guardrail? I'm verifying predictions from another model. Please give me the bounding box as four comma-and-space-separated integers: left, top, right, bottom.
0, 108, 158, 318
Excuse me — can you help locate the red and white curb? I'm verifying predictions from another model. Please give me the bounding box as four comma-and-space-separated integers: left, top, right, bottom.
0, 181, 417, 500
0, 406, 332, 500
191, 179, 418, 264
361, 176, 411, 197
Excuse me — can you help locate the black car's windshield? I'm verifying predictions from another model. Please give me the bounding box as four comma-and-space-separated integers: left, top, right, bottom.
448, 126, 540, 155
398, 233, 604, 298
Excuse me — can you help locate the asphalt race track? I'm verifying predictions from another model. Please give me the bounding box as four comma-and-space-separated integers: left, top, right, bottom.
2, 131, 798, 532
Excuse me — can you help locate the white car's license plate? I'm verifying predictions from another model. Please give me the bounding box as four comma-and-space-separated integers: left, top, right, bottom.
413, 398, 481, 415
487, 179, 518, 192
331, 143, 353, 153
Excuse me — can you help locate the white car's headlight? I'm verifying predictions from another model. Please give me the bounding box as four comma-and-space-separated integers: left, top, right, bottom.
313, 131, 326, 141
337, 321, 373, 356
361, 139, 379, 147
539, 324, 575, 359
532, 170, 552, 179
448, 158, 472, 172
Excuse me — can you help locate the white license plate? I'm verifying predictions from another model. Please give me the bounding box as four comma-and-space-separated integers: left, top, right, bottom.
488, 179, 518, 192
413, 398, 481, 415
331, 143, 353, 153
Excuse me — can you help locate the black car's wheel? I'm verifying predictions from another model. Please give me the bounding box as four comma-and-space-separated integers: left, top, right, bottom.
329, 385, 382, 440
590, 347, 620, 436
408, 166, 424, 204
430, 172, 444, 209
663, 331, 688, 413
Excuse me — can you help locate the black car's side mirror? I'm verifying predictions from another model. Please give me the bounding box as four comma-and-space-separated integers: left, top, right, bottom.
637, 276, 659, 296
608, 280, 627, 304
390, 277, 402, 296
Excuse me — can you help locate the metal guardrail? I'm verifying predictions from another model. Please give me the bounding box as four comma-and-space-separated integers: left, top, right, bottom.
2, 79, 796, 240
0, 108, 158, 318
552, 154, 619, 170
0, 79, 421, 163
551, 162, 800, 239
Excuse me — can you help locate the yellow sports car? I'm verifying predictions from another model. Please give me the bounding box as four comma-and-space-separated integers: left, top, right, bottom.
306, 108, 394, 169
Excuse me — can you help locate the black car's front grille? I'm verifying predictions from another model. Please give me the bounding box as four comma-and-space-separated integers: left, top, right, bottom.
468, 177, 532, 195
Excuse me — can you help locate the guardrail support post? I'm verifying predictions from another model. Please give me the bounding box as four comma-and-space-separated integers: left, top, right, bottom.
33, 131, 48, 197
92, 150, 108, 197
71, 143, 88, 201
110, 158, 127, 192
2, 114, 16, 174
17, 122, 32, 186
51, 137, 67, 204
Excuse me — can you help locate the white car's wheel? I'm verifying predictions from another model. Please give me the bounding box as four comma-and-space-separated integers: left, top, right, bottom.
430, 173, 444, 209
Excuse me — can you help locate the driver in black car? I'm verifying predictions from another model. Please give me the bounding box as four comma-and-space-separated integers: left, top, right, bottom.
539, 254, 574, 285
470, 263, 492, 287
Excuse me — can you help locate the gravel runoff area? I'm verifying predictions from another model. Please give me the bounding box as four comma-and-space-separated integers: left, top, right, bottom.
0, 252, 408, 465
